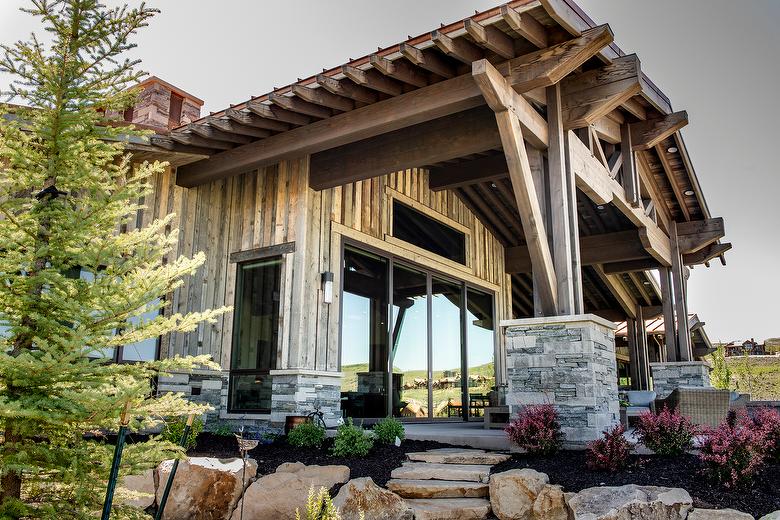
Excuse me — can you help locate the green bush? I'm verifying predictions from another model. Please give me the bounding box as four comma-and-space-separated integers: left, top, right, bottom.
288, 422, 326, 449
373, 417, 405, 445
331, 419, 373, 457
208, 421, 234, 437
161, 416, 204, 450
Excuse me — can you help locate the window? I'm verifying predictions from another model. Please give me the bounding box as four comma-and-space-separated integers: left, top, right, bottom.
229, 257, 282, 413
392, 200, 466, 264
168, 92, 183, 128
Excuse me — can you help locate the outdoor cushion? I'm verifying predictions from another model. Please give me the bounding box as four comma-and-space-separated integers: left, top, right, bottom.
626, 391, 657, 407
626, 406, 650, 416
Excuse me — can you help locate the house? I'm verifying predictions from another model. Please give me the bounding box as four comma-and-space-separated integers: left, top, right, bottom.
724, 339, 766, 357
124, 0, 730, 441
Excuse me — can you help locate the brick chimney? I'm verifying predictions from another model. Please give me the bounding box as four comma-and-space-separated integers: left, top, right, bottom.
122, 76, 203, 132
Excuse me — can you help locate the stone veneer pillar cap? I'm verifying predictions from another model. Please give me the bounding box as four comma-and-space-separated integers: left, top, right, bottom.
269, 369, 343, 378
500, 313, 617, 331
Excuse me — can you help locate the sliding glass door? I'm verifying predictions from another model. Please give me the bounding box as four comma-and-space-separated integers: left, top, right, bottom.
340, 244, 495, 421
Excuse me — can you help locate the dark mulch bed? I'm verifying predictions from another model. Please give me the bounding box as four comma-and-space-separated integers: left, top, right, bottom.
491, 451, 780, 519
190, 432, 453, 487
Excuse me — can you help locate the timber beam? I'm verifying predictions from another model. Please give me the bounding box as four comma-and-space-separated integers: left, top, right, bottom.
473, 58, 558, 315
177, 28, 612, 187
602, 259, 661, 274
630, 111, 689, 151
683, 242, 732, 266
675, 217, 726, 254
506, 229, 655, 273
561, 54, 642, 130
429, 154, 508, 191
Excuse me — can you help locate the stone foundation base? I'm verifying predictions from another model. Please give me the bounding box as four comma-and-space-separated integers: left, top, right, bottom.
157, 370, 227, 425
650, 361, 711, 399
502, 314, 619, 444
270, 369, 343, 426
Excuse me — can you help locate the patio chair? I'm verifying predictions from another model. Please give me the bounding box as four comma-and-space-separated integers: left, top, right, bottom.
729, 391, 750, 411
625, 391, 656, 424
656, 387, 730, 428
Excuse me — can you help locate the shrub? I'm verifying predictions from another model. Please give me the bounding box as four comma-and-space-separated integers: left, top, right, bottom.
634, 407, 696, 456
504, 404, 562, 456
161, 416, 204, 450
296, 486, 342, 520
746, 407, 780, 462
288, 422, 326, 449
209, 421, 234, 437
373, 417, 405, 445
586, 424, 633, 472
699, 412, 769, 488
331, 418, 373, 457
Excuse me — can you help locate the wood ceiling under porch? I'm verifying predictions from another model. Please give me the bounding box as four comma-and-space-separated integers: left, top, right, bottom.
151, 0, 730, 369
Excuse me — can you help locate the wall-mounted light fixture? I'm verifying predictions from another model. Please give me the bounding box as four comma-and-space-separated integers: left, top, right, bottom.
321, 271, 334, 304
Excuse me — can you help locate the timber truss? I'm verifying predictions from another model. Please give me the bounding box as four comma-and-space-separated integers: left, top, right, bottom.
151, 0, 730, 365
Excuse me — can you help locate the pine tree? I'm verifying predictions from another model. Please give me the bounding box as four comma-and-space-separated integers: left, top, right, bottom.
0, 1, 227, 517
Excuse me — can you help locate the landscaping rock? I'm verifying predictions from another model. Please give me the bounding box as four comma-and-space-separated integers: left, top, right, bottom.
489, 468, 549, 520
155, 457, 256, 520
532, 484, 567, 520
406, 498, 492, 520
407, 448, 511, 465
230, 463, 350, 519
760, 512, 780, 520
688, 509, 754, 519
567, 484, 692, 520
332, 477, 413, 520
387, 479, 488, 499
390, 462, 491, 482
117, 468, 155, 510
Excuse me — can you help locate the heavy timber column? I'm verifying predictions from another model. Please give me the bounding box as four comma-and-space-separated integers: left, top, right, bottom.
659, 267, 678, 361
670, 222, 692, 361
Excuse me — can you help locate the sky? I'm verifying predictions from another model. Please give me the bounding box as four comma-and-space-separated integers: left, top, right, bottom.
1, 0, 778, 342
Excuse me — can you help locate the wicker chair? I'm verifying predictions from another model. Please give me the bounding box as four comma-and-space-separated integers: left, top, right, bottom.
656, 387, 730, 428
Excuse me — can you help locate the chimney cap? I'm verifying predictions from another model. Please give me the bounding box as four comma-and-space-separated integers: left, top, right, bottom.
133, 75, 204, 106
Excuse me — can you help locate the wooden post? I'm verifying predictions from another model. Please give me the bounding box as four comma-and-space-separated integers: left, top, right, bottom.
659, 267, 678, 361
621, 123, 640, 207
670, 222, 692, 361
636, 304, 650, 390
528, 148, 548, 317
626, 317, 640, 390
546, 84, 580, 315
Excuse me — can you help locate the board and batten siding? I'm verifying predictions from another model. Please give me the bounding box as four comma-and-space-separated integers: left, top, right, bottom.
142, 156, 511, 383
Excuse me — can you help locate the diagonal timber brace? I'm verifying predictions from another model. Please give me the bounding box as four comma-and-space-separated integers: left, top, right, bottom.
473, 59, 558, 315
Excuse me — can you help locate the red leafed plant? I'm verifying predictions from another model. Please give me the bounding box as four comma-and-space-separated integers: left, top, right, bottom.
586, 424, 633, 472
505, 404, 563, 456
745, 407, 780, 462
635, 406, 697, 456
699, 411, 769, 489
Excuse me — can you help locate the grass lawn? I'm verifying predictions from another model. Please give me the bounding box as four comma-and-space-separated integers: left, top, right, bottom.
727, 355, 780, 400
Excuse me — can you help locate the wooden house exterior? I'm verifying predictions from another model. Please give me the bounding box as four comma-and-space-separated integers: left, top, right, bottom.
126, 0, 730, 433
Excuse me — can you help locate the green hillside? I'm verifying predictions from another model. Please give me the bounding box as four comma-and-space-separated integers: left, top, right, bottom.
726, 355, 780, 400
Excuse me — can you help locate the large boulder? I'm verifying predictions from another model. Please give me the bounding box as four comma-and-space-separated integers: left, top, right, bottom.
332, 477, 413, 520
532, 484, 567, 520
489, 469, 549, 520
155, 457, 256, 520
230, 463, 350, 519
117, 468, 155, 510
760, 512, 780, 520
567, 484, 692, 520
688, 509, 754, 519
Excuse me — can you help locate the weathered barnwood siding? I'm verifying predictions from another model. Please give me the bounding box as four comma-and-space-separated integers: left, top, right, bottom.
144, 158, 511, 381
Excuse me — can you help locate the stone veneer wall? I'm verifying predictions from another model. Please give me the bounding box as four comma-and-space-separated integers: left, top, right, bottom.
502, 314, 620, 444
269, 369, 343, 426
649, 361, 711, 399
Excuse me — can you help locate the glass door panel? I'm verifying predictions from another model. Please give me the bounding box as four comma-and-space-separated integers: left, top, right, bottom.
391, 264, 429, 418
341, 247, 390, 418
466, 288, 495, 418
431, 277, 464, 418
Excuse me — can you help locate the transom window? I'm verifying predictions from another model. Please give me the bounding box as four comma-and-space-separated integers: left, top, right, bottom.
392, 200, 466, 265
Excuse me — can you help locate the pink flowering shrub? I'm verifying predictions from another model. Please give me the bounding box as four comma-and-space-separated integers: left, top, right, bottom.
746, 407, 780, 462
635, 406, 696, 456
505, 404, 562, 456
586, 424, 633, 472
699, 412, 769, 488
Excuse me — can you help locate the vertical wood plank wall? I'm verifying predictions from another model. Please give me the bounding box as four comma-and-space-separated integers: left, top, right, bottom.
143, 158, 512, 379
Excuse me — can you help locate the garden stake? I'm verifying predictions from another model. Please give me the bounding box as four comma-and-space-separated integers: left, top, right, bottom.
155, 414, 195, 520
101, 402, 131, 520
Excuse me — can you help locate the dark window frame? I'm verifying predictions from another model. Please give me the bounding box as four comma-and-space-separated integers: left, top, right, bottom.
391, 199, 467, 265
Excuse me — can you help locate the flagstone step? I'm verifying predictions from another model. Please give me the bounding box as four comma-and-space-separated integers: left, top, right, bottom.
387, 478, 489, 498
390, 462, 492, 483
407, 448, 510, 465
406, 498, 492, 520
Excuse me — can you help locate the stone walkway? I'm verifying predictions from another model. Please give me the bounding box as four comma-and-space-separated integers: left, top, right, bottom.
387, 448, 510, 519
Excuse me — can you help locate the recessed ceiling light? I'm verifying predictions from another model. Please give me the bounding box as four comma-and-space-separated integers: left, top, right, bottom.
596, 205, 605, 210
491, 182, 497, 188
643, 281, 651, 285
667, 146, 678, 153
684, 190, 695, 196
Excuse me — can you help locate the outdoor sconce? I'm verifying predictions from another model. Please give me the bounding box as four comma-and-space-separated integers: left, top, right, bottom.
321, 271, 334, 304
